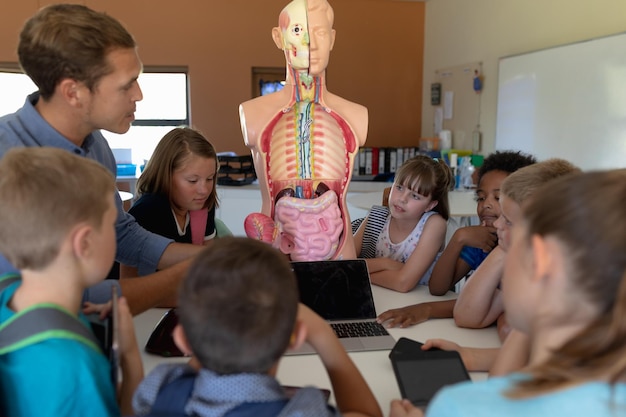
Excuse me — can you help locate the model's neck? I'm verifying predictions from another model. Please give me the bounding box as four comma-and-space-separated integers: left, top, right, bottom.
285, 67, 325, 104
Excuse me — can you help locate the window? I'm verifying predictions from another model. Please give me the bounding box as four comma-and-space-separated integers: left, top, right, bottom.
0, 64, 190, 165
251, 67, 285, 97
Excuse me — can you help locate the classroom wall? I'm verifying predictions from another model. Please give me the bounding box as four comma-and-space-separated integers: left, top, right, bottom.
422, 0, 626, 156
0, 0, 425, 156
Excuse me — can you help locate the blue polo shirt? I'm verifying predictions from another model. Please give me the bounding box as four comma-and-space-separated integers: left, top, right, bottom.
0, 93, 171, 280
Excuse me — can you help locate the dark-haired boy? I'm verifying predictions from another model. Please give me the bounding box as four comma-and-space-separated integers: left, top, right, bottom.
133, 237, 382, 417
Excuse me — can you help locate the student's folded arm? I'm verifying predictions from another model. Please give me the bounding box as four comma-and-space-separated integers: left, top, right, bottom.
488, 329, 530, 377
377, 299, 456, 328
428, 232, 472, 296
370, 216, 447, 293
117, 297, 144, 416
453, 247, 506, 328
298, 304, 383, 417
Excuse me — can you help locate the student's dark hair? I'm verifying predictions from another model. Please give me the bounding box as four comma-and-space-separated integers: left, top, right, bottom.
177, 237, 299, 374
508, 169, 626, 398
18, 3, 136, 99
477, 150, 536, 182
137, 127, 220, 211
394, 155, 453, 220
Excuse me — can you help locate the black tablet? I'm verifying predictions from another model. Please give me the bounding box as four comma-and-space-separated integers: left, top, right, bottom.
389, 337, 470, 408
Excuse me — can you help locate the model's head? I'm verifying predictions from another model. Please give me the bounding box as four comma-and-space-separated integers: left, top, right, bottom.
0, 147, 116, 271
18, 3, 136, 99
274, 0, 335, 76
137, 127, 219, 212
494, 158, 580, 251
177, 237, 299, 374
392, 155, 453, 220
475, 150, 536, 226
504, 169, 626, 397
306, 0, 335, 76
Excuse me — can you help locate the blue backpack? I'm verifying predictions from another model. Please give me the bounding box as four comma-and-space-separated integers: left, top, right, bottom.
0, 274, 101, 355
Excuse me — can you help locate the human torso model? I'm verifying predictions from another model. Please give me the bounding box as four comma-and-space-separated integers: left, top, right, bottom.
239, 0, 367, 261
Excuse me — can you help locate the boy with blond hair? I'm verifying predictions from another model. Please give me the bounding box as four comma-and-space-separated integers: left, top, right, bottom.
0, 147, 143, 416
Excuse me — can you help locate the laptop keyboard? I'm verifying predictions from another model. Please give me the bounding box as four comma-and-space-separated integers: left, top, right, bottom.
330, 321, 390, 338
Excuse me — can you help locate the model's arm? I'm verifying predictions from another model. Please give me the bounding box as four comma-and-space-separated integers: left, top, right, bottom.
453, 246, 506, 328
377, 299, 456, 328
369, 215, 447, 293
428, 225, 496, 296
298, 304, 382, 417
120, 258, 194, 316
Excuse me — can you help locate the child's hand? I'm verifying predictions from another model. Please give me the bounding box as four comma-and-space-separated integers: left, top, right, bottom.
456, 225, 497, 253
377, 304, 430, 328
82, 301, 112, 321
389, 399, 424, 417
422, 338, 462, 352
117, 297, 139, 356
422, 339, 482, 371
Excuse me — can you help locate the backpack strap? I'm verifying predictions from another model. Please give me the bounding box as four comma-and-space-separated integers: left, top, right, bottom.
359, 205, 390, 259
0, 303, 101, 355
0, 273, 20, 293
146, 373, 196, 417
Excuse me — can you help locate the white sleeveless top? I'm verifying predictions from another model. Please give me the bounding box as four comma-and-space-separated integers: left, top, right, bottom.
375, 210, 441, 286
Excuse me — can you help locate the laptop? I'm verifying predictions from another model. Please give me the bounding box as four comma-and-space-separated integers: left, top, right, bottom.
286, 259, 396, 355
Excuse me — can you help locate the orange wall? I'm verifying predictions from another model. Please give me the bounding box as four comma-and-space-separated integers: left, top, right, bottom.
0, 0, 425, 155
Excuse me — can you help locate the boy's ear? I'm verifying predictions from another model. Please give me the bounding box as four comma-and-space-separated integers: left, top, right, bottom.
172, 324, 194, 357
71, 224, 94, 260
288, 319, 308, 351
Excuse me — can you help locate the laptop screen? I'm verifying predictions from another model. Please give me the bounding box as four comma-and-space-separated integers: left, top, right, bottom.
290, 259, 377, 321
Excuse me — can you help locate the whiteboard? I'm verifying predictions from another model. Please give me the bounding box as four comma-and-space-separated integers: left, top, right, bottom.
495, 32, 626, 170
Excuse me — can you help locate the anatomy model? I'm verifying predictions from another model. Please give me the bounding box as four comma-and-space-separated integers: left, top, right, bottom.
239, 0, 368, 261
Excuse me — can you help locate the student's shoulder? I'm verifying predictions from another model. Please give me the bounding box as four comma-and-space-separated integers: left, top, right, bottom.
426, 375, 515, 416
422, 211, 447, 228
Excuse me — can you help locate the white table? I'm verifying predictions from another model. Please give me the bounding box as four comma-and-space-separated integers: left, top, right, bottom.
118, 191, 134, 202
134, 285, 500, 410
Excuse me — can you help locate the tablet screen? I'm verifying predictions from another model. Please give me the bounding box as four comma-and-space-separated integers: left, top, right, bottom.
393, 356, 470, 406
